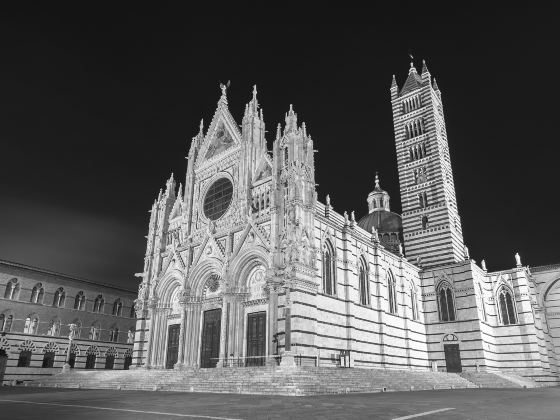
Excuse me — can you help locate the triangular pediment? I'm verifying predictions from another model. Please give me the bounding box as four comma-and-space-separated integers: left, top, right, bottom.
192, 234, 226, 267
196, 101, 241, 168
232, 220, 271, 258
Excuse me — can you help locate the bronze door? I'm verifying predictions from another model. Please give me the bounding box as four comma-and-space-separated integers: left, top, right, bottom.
200, 309, 221, 368
165, 324, 180, 369
246, 312, 266, 366
444, 344, 462, 373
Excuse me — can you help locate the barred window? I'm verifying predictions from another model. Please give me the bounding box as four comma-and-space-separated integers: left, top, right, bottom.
438, 282, 456, 321
322, 241, 336, 295
358, 259, 370, 306
498, 287, 517, 325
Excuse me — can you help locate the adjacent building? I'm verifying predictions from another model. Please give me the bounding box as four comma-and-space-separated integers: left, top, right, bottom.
0, 260, 136, 384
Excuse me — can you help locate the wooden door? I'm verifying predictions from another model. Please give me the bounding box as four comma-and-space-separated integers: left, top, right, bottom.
165, 324, 180, 369
246, 312, 266, 366
105, 355, 115, 369
444, 344, 462, 373
200, 309, 221, 368
124, 356, 132, 370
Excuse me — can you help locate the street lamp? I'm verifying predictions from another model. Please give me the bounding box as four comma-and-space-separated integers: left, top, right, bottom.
62, 323, 78, 372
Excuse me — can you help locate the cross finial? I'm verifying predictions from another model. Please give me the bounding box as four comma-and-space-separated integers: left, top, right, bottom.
375, 171, 380, 188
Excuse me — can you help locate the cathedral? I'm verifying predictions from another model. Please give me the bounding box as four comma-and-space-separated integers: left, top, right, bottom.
131, 60, 560, 384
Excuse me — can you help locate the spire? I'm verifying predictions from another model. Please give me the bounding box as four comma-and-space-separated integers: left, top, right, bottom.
199, 118, 204, 136
421, 59, 429, 75
284, 104, 298, 134
409, 60, 417, 75
276, 123, 282, 140
391, 74, 397, 89
176, 183, 183, 200
374, 172, 381, 190
433, 77, 440, 92
165, 173, 176, 198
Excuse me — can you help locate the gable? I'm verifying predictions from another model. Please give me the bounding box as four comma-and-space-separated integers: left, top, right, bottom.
253, 157, 272, 183
205, 121, 235, 159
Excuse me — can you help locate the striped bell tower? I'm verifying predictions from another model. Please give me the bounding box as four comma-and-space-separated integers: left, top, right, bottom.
391, 59, 465, 268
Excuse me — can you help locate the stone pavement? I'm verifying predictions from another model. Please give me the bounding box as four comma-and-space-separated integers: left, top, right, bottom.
1, 386, 559, 419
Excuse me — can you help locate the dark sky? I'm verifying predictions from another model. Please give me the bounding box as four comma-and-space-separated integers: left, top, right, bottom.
1, 4, 557, 291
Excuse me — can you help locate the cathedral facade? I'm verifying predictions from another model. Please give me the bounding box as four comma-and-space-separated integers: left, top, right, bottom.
132, 61, 560, 383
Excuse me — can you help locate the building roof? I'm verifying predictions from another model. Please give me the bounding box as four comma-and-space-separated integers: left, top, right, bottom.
357, 210, 402, 234
399, 66, 424, 96
0, 259, 136, 294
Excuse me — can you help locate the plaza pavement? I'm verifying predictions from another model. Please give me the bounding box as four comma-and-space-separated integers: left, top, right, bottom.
0, 385, 559, 419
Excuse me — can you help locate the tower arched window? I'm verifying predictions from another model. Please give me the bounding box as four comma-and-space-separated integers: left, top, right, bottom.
4, 279, 20, 300
322, 241, 336, 296
89, 324, 100, 340
387, 271, 398, 314
74, 291, 86, 311
52, 288, 65, 308
358, 259, 369, 306
422, 215, 428, 229
497, 286, 517, 325
437, 282, 456, 321
130, 304, 136, 318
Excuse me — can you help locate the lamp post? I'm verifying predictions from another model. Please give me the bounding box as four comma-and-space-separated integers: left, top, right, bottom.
62, 323, 77, 373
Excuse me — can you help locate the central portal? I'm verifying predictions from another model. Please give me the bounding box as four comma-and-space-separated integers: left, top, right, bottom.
165, 324, 180, 369
200, 308, 221, 368
444, 344, 462, 373
246, 311, 266, 367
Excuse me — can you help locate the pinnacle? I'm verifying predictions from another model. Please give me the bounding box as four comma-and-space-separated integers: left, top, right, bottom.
391, 74, 398, 89
421, 59, 429, 75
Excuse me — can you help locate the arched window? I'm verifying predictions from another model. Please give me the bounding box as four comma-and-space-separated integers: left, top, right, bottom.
411, 287, 419, 320
85, 346, 98, 369
387, 271, 398, 314
4, 279, 19, 300
24, 315, 39, 334
438, 282, 456, 321
1, 314, 13, 332
422, 215, 428, 229
105, 347, 118, 369
89, 324, 100, 340
112, 299, 123, 316
322, 241, 336, 295
17, 349, 32, 367
284, 147, 289, 167
41, 343, 59, 368
498, 287, 517, 325
74, 291, 86, 310
47, 319, 61, 336
52, 288, 65, 308
479, 283, 487, 322
109, 327, 119, 343
358, 259, 369, 306
127, 328, 135, 344
130, 304, 136, 318
30, 284, 44, 303
124, 348, 133, 370
93, 295, 104, 313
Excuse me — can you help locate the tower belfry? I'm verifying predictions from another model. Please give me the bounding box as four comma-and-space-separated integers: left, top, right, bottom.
391, 59, 465, 268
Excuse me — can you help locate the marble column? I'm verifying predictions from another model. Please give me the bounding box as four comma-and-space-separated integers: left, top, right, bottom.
218, 297, 229, 367
145, 299, 158, 368
267, 287, 278, 358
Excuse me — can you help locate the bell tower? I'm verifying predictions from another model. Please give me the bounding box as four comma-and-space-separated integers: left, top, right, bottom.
391, 59, 465, 268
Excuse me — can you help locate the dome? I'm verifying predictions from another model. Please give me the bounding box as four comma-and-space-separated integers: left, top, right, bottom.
357, 210, 402, 234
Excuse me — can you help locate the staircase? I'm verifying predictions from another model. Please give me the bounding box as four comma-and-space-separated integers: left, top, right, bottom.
29, 366, 482, 396
459, 371, 541, 388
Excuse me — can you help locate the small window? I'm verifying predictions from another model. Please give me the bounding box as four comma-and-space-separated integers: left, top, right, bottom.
74, 291, 86, 310
53, 288, 66, 308
93, 295, 104, 313
4, 279, 20, 300
422, 215, 428, 229
322, 241, 336, 295
358, 260, 369, 306
113, 299, 123, 316
387, 271, 398, 315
